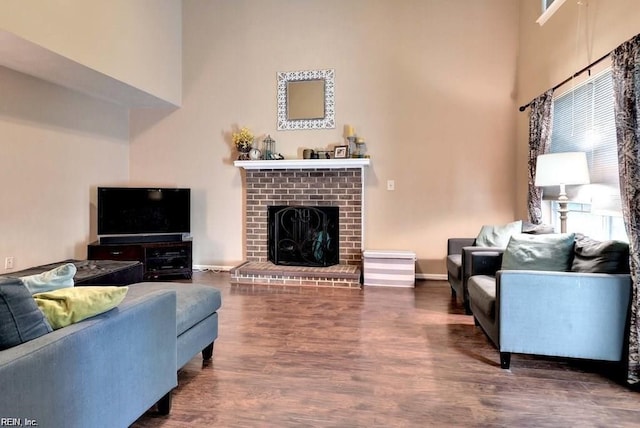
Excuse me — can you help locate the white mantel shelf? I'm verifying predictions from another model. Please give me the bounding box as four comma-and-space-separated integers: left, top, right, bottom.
234, 158, 370, 170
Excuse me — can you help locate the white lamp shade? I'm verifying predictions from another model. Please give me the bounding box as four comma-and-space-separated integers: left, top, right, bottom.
535, 152, 591, 187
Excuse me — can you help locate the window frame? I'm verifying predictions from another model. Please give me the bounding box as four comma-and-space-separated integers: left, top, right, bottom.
537, 0, 567, 26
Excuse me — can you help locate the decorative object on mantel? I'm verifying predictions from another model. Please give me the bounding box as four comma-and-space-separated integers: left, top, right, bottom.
345, 124, 355, 138
334, 145, 348, 159
313, 150, 331, 159
262, 134, 275, 160
352, 137, 366, 158
232, 127, 254, 160
249, 147, 262, 160
345, 124, 356, 157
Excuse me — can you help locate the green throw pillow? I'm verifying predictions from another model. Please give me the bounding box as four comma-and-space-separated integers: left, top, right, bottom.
475, 220, 522, 247
33, 286, 128, 330
501, 233, 575, 271
20, 262, 76, 294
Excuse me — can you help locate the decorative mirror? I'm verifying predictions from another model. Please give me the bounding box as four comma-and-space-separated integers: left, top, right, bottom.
277, 69, 335, 130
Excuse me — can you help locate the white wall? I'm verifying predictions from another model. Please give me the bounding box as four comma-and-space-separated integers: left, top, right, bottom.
0, 1, 183, 271
13, 1, 631, 275
130, 0, 520, 273
0, 66, 129, 270
0, 0, 182, 106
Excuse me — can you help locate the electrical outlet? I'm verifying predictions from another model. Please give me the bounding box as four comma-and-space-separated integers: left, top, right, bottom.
5, 256, 14, 270
387, 180, 395, 191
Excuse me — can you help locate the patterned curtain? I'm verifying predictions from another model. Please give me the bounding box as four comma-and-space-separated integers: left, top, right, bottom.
611, 33, 640, 384
527, 90, 554, 224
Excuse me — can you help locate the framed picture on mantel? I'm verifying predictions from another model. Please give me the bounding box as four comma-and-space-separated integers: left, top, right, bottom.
334, 145, 348, 159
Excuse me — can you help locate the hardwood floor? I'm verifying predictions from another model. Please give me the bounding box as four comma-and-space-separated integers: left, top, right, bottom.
132, 271, 640, 427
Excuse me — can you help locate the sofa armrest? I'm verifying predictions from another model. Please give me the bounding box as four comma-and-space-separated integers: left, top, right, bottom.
469, 251, 503, 277
0, 290, 178, 428
496, 270, 632, 361
447, 238, 476, 255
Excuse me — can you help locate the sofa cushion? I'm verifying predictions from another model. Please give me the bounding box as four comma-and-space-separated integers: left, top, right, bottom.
571, 236, 630, 273
446, 254, 462, 280
20, 263, 76, 294
34, 286, 128, 330
468, 275, 496, 318
521, 221, 555, 235
475, 220, 522, 247
126, 282, 222, 335
501, 233, 575, 271
0, 277, 52, 350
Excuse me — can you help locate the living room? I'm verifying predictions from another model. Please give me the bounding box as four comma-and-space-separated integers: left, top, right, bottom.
2, 0, 640, 426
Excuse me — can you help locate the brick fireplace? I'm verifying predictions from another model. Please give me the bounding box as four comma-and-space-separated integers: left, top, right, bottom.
231, 159, 369, 287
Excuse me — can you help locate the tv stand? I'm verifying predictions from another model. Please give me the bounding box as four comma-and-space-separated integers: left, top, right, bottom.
88, 239, 192, 280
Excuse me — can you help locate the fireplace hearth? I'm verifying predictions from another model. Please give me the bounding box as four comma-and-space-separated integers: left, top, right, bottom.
268, 205, 339, 267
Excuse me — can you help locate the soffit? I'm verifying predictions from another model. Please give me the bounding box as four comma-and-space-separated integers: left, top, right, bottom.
0, 30, 177, 108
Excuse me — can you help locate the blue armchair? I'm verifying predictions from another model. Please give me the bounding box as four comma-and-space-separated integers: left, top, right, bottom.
467, 234, 631, 370
446, 221, 553, 314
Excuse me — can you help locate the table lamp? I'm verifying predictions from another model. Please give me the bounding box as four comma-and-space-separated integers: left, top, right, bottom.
535, 152, 590, 233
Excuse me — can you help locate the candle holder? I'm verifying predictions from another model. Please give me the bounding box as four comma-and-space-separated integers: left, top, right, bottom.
352, 138, 366, 158
346, 136, 356, 157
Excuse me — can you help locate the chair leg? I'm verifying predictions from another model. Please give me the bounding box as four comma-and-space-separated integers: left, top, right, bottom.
500, 352, 511, 369
462, 288, 473, 315
157, 391, 172, 415
202, 342, 214, 360
464, 301, 472, 315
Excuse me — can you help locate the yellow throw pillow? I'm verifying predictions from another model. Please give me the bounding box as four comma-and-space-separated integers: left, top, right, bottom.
33, 286, 128, 330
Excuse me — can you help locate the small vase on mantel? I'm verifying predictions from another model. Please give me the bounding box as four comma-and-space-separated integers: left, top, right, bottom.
236, 142, 252, 160
232, 126, 254, 160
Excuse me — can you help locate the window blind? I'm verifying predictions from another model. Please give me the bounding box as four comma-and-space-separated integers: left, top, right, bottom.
547, 69, 620, 210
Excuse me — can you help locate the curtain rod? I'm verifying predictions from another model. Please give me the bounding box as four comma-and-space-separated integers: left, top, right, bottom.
518, 51, 611, 112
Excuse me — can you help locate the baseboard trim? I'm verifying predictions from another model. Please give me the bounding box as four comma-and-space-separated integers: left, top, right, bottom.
416, 273, 447, 281
193, 264, 233, 272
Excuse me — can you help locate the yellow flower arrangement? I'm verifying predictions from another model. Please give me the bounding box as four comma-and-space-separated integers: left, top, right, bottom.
232, 127, 254, 152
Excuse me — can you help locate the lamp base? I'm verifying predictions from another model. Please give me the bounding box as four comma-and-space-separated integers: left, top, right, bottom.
558, 189, 568, 233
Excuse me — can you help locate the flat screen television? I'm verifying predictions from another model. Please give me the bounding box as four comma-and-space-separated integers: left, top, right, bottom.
97, 187, 191, 242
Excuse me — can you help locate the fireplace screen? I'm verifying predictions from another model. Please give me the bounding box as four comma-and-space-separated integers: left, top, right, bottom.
268, 205, 339, 267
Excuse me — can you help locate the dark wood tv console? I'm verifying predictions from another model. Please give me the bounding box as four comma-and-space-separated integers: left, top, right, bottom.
87, 239, 192, 280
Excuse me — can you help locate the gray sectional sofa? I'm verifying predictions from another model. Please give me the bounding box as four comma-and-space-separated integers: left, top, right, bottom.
467, 233, 631, 370
0, 278, 221, 428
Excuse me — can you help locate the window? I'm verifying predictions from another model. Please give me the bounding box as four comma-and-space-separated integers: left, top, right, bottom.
537, 0, 567, 26
545, 68, 627, 241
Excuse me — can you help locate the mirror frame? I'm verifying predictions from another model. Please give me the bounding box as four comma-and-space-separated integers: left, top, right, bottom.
277, 69, 335, 130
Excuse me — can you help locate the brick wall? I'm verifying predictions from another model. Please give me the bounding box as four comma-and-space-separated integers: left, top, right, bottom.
244, 168, 363, 265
